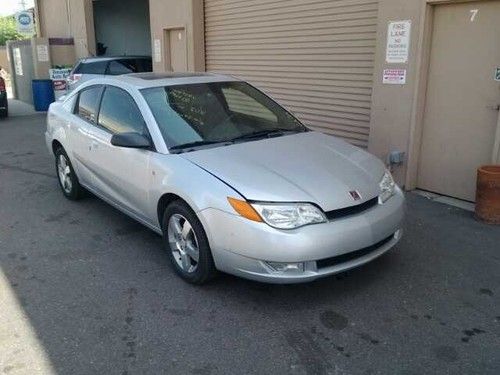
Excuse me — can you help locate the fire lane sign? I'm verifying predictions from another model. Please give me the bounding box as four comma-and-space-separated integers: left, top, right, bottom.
386, 20, 411, 64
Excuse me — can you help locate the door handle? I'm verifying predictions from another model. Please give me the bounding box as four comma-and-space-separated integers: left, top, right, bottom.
486, 104, 500, 111
90, 140, 98, 150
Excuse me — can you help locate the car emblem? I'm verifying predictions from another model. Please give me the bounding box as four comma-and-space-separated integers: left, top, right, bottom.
349, 190, 362, 201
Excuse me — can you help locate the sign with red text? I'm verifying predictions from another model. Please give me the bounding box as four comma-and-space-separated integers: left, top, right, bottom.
383, 69, 406, 85
386, 20, 411, 63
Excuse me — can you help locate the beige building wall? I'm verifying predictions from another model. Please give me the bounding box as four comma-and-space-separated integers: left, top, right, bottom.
0, 47, 9, 74
368, 0, 475, 189
35, 0, 95, 59
149, 0, 205, 72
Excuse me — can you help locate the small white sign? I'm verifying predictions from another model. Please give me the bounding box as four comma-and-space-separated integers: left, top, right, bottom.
36, 45, 49, 62
15, 11, 34, 34
13, 48, 23, 76
49, 68, 71, 81
154, 39, 162, 63
383, 69, 406, 85
386, 20, 411, 63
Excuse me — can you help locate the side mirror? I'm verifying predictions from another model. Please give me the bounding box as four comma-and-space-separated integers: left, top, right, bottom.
110, 132, 152, 149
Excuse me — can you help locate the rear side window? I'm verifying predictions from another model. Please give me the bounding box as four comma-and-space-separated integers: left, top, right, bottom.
74, 61, 108, 74
107, 58, 153, 75
98, 86, 146, 134
75, 86, 103, 123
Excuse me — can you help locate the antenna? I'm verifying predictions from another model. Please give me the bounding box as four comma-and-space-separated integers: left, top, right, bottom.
19, 0, 27, 10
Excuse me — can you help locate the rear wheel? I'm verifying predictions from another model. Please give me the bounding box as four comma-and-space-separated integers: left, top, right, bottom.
54, 147, 85, 200
162, 200, 216, 284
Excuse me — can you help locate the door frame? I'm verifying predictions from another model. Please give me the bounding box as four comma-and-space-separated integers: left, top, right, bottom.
405, 0, 498, 190
162, 25, 188, 72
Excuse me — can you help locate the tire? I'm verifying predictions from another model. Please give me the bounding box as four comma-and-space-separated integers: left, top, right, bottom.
54, 147, 85, 200
0, 107, 7, 118
162, 200, 217, 284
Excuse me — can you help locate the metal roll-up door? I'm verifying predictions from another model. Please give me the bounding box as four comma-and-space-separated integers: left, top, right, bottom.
204, 0, 378, 147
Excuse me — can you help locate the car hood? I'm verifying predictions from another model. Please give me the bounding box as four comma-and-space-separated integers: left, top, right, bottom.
181, 132, 385, 211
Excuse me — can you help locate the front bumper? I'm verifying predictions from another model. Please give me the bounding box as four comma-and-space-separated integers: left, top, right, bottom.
199, 188, 405, 283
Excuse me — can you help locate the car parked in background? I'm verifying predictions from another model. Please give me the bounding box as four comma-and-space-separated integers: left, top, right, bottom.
66, 56, 152, 91
0, 76, 7, 118
46, 73, 404, 284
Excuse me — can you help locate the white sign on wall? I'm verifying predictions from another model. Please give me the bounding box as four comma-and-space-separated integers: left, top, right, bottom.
15, 11, 34, 34
154, 39, 162, 63
386, 20, 411, 63
383, 69, 406, 84
13, 48, 23, 76
36, 45, 49, 62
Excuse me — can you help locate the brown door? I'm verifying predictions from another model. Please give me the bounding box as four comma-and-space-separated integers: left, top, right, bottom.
164, 28, 187, 72
417, 1, 500, 201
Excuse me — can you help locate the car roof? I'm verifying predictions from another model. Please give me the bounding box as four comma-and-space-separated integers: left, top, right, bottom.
78, 55, 151, 63
94, 72, 241, 89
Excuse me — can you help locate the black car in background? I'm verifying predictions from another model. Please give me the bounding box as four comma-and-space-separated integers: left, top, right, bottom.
66, 56, 153, 91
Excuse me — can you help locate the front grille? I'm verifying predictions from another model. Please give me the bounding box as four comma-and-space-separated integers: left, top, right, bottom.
325, 197, 378, 221
316, 234, 394, 269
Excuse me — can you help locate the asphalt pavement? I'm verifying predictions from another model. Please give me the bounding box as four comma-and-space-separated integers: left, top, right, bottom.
0, 111, 499, 375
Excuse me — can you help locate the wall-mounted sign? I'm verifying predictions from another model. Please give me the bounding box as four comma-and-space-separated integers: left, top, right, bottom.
495, 67, 500, 82
386, 20, 411, 64
383, 69, 406, 84
154, 39, 161, 63
15, 11, 34, 34
36, 45, 49, 62
13, 48, 23, 76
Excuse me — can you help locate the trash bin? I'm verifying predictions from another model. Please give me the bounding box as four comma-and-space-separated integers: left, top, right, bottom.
32, 79, 55, 111
475, 165, 500, 224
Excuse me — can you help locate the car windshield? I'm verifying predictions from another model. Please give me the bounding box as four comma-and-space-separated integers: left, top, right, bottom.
141, 81, 306, 151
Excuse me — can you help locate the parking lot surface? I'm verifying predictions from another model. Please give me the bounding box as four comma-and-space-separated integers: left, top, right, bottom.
1, 113, 499, 375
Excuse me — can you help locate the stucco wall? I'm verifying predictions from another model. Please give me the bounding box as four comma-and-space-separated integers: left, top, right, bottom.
36, 0, 95, 59
368, 0, 426, 187
149, 0, 205, 72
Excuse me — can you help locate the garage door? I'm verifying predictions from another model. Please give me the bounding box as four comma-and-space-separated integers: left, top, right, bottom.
204, 0, 378, 147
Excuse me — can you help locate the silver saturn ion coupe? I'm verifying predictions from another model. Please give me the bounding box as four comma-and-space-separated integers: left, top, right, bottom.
46, 73, 404, 284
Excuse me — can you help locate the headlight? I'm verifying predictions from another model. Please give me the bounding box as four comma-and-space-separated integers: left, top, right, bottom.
251, 202, 327, 229
379, 170, 396, 203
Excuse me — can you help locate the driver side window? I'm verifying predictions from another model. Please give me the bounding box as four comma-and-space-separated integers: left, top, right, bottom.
98, 86, 146, 135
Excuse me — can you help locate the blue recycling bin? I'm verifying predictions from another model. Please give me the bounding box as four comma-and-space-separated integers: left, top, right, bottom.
32, 79, 55, 111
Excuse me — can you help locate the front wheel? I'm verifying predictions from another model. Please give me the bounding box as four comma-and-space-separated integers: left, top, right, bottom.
54, 147, 85, 200
162, 200, 217, 284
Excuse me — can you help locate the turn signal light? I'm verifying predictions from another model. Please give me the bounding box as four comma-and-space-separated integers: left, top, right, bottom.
227, 197, 263, 222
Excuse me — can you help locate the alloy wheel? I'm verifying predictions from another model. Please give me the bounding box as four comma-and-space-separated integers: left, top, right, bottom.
167, 214, 200, 273
57, 154, 73, 194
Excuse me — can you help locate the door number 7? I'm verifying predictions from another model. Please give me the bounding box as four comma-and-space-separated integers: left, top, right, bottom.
470, 9, 479, 22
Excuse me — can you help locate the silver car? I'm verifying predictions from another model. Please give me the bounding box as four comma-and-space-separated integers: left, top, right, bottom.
45, 73, 404, 284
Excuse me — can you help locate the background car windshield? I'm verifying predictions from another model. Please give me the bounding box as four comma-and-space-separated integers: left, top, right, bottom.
141, 81, 305, 148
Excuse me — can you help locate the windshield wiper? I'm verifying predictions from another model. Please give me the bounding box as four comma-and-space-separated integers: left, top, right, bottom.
169, 140, 230, 153
229, 128, 302, 143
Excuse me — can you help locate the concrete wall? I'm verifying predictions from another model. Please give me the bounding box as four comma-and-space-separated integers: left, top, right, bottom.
94, 0, 151, 56
6, 39, 35, 104
149, 0, 205, 72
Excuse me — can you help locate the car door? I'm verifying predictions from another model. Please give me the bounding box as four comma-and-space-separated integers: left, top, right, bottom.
86, 85, 153, 221
69, 85, 104, 186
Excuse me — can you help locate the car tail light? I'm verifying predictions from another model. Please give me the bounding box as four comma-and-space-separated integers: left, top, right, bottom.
0, 78, 5, 91
68, 74, 82, 83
